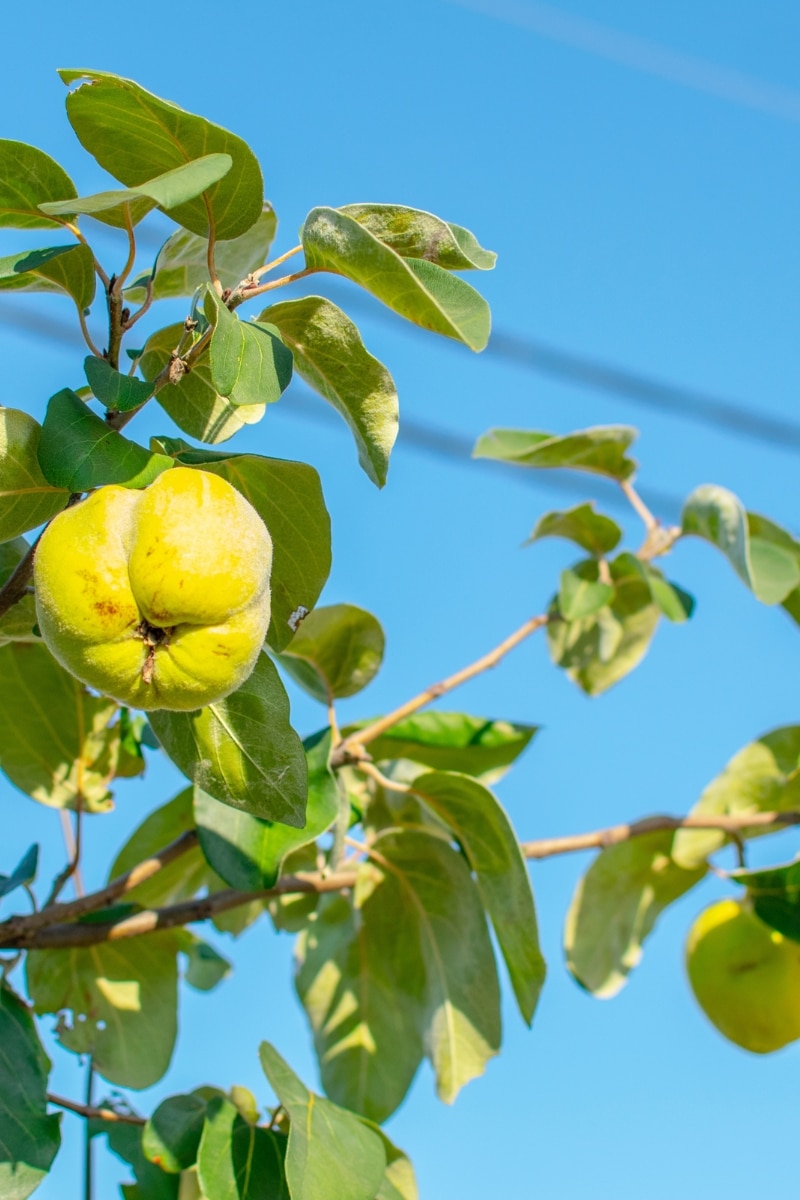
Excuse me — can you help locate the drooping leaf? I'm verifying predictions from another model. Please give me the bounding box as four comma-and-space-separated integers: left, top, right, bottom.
295, 888, 425, 1123
194, 456, 331, 652
84, 356, 154, 412
126, 206, 277, 302
179, 934, 232, 992
263, 296, 398, 487
37, 389, 173, 490
149, 653, 307, 826
195, 729, 337, 890
339, 204, 496, 270
0, 538, 38, 645
108, 788, 221, 909
259, 1042, 386, 1200
26, 931, 181, 1088
0, 409, 69, 540
370, 829, 502, 1103
140, 323, 266, 444
59, 70, 263, 240
144, 1094, 207, 1174
0, 139, 77, 229
473, 425, 637, 480
301, 207, 490, 351
558, 568, 614, 620
197, 1097, 288, 1200
564, 832, 706, 997
351, 712, 538, 784
0, 983, 61, 1199
672, 726, 800, 869
0, 244, 95, 309
410, 771, 545, 1025
731, 859, 800, 944
205, 291, 293, 407
528, 502, 622, 556
0, 642, 119, 811
39, 154, 233, 229
276, 604, 384, 703
747, 511, 800, 609
0, 844, 38, 901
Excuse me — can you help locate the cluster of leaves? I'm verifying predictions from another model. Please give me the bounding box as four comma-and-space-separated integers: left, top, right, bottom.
1, 67, 800, 1200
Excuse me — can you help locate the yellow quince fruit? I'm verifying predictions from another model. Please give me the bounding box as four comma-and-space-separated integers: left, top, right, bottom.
686, 897, 800, 1054
34, 467, 272, 711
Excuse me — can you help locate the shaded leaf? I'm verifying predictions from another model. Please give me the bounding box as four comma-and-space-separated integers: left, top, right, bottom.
0, 983, 61, 1199
197, 1097, 287, 1200
179, 935, 231, 992
340, 204, 496, 269
0, 537, 38, 644
731, 859, 800, 944
38, 388, 173, 490
277, 604, 384, 703
354, 712, 537, 784
144, 1094, 207, 1174
84, 356, 153, 412
301, 207, 490, 351
195, 729, 337, 890
474, 425, 637, 480
263, 296, 398, 487
0, 844, 38, 901
564, 832, 706, 997
367, 1125, 418, 1200
259, 1042, 386, 1200
140, 323, 266, 444
206, 291, 293, 407
411, 771, 545, 1025
673, 726, 800, 869
645, 569, 694, 623
149, 653, 308, 826
0, 409, 68, 540
0, 642, 118, 811
0, 139, 77, 229
0, 244, 95, 309
528, 502, 622, 556
26, 931, 181, 1088
60, 69, 263, 241
94, 1118, 178, 1199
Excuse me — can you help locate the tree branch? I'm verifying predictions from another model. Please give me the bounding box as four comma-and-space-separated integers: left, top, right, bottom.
48, 1093, 144, 1126
332, 613, 550, 765
0, 536, 40, 621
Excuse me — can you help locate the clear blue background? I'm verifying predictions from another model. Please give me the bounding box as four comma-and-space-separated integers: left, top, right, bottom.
1, 2, 799, 1196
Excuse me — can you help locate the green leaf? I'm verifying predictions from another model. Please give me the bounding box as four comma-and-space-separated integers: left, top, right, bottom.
26, 931, 181, 1088
197, 1097, 287, 1200
339, 204, 496, 269
558, 568, 614, 620
194, 456, 331, 652
367, 1126, 418, 1200
59, 70, 263, 240
276, 604, 384, 703
94, 1118, 178, 1200
645, 569, 695, 622
0, 643, 119, 811
410, 771, 545, 1025
149, 653, 308, 826
206, 291, 293, 407
747, 511, 800, 608
126, 206, 277, 302
0, 982, 61, 1199
259, 1042, 386, 1200
180, 935, 232, 992
195, 729, 337, 890
0, 409, 69, 540
0, 243, 95, 310
547, 554, 661, 695
295, 888, 425, 1123
371, 829, 501, 1103
37, 388, 174, 490
262, 296, 398, 487
354, 712, 537, 784
672, 726, 800, 869
0, 539, 38, 646
730, 859, 800, 943
528, 502, 622, 556
473, 425, 637, 480
140, 323, 266, 444
564, 832, 706, 997
39, 154, 233, 228
0, 844, 38, 901
301, 207, 490, 351
84, 356, 154, 412
108, 788, 220, 909
144, 1094, 207, 1174
0, 139, 77, 229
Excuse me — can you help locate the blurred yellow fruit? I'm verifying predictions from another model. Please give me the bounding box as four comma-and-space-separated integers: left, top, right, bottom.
34, 468, 272, 711
686, 897, 800, 1054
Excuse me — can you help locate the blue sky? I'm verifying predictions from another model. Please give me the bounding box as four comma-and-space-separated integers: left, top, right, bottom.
1, 1, 799, 1196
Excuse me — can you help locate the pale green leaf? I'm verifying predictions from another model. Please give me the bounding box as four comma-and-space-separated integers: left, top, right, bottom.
339, 204, 495, 269
558, 568, 614, 620
528, 502, 622, 556
144, 1094, 207, 1174
0, 538, 38, 645
473, 425, 637, 480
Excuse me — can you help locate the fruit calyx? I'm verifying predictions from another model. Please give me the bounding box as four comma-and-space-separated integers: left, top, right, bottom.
135, 618, 175, 685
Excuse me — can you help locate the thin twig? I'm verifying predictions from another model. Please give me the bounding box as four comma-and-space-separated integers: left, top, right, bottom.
45, 805, 84, 907
619, 477, 681, 560
76, 307, 103, 359
357, 760, 410, 796
234, 266, 320, 304
332, 613, 550, 765
124, 277, 154, 333
0, 535, 40, 621
207, 227, 222, 297
620, 478, 658, 531
106, 324, 213, 432
48, 1092, 144, 1127
64, 222, 110, 289
115, 204, 137, 291
84, 1064, 94, 1200
249, 244, 303, 284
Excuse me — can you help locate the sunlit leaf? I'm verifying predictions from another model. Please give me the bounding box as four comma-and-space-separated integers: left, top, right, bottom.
0, 139, 76, 229
528, 502, 622, 556
197, 1097, 287, 1200
0, 244, 95, 310
474, 425, 637, 480
206, 291, 293, 407
340, 204, 496, 270
277, 604, 384, 703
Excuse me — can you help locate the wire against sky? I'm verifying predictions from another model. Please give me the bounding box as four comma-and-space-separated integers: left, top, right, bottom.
444, 0, 800, 124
